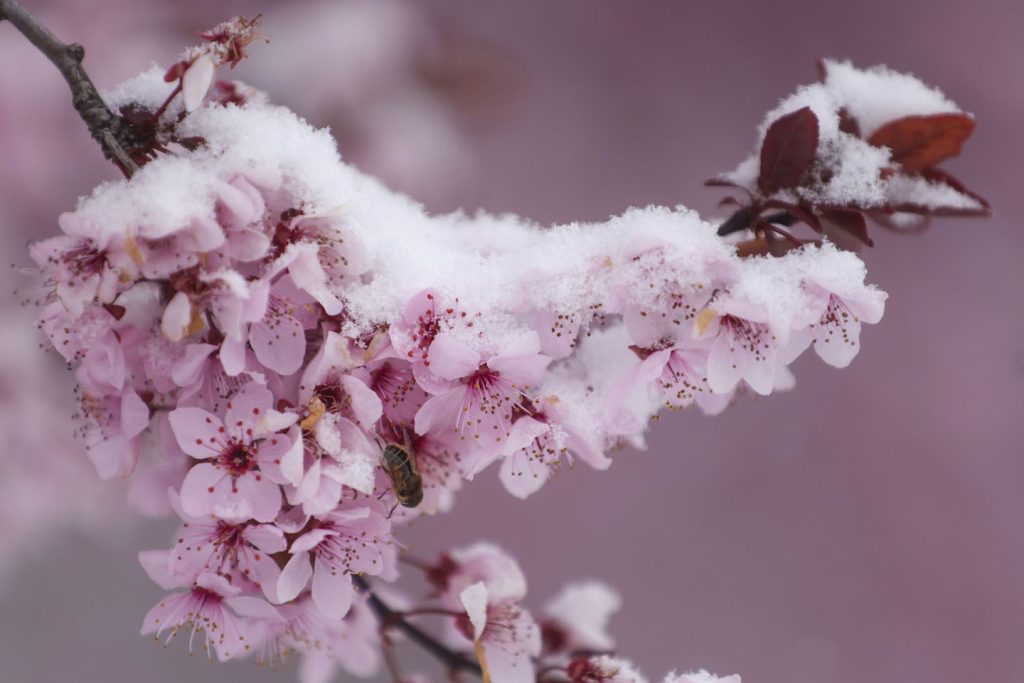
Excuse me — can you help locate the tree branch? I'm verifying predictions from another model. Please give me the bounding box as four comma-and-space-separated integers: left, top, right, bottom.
0, 0, 139, 176
354, 575, 483, 678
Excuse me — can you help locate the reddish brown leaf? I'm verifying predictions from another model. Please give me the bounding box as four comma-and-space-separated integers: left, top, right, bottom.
867, 113, 975, 172
821, 208, 873, 247
758, 107, 820, 195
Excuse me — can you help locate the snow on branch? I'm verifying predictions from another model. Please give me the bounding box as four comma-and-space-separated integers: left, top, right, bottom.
19, 16, 987, 683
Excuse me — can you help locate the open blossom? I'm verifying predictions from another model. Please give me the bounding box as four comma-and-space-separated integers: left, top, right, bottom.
786, 280, 887, 368
169, 383, 298, 522
540, 581, 621, 655
139, 551, 278, 662
498, 396, 610, 499
166, 491, 285, 601
278, 505, 395, 619
414, 330, 552, 451
249, 593, 381, 681
459, 581, 541, 683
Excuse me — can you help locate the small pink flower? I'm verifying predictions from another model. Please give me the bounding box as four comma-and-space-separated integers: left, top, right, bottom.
498, 398, 610, 499
431, 542, 528, 610
787, 281, 886, 368
698, 309, 780, 396
389, 288, 458, 369
79, 388, 150, 480
239, 276, 312, 376
627, 345, 729, 415
139, 553, 275, 662
414, 331, 551, 452
540, 581, 621, 655
277, 505, 394, 620
167, 491, 285, 602
367, 358, 429, 428
251, 594, 381, 679
169, 383, 298, 522
458, 581, 540, 683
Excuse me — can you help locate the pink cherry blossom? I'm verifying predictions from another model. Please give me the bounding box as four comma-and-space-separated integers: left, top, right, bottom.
169, 383, 297, 522
699, 309, 781, 396
788, 281, 887, 369
139, 554, 271, 662
414, 331, 551, 452
166, 491, 285, 601
540, 581, 621, 655
498, 397, 611, 499
458, 581, 541, 683
251, 594, 381, 680
277, 505, 395, 619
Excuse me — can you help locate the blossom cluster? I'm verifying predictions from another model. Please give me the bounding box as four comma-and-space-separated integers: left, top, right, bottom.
29, 22, 984, 681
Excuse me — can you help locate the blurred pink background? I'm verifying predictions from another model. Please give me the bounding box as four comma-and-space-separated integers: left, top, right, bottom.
1, 1, 1022, 682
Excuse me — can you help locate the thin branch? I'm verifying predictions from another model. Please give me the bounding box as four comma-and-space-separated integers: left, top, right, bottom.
0, 0, 139, 176
354, 575, 483, 678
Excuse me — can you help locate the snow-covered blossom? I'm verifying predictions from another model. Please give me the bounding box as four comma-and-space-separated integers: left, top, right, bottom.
22, 23, 985, 681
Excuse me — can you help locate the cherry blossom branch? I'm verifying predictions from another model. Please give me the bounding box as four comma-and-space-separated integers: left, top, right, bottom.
355, 575, 484, 678
0, 0, 138, 176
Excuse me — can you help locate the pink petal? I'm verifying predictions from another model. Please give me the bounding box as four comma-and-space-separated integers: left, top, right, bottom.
251, 315, 306, 375
290, 528, 336, 554
264, 426, 304, 486
181, 53, 215, 111
483, 637, 537, 683
161, 292, 193, 342
278, 550, 313, 603
121, 390, 150, 440
705, 333, 746, 395
414, 387, 464, 436
141, 591, 188, 636
427, 332, 481, 381
138, 550, 181, 590
225, 383, 274, 439
219, 336, 247, 377
253, 432, 294, 486
168, 407, 226, 459
459, 582, 488, 640
489, 352, 551, 386
226, 596, 282, 622
312, 559, 354, 620
233, 472, 283, 522
171, 343, 217, 387
535, 310, 579, 359
226, 227, 272, 261
178, 462, 230, 517
341, 375, 384, 428
499, 453, 551, 499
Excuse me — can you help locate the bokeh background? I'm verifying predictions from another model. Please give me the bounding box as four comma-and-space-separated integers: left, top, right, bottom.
1, 1, 1022, 682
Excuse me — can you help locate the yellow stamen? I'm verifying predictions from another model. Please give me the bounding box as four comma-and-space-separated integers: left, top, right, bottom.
694, 306, 719, 336
300, 396, 326, 431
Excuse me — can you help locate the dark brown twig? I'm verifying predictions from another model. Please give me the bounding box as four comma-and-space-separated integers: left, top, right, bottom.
354, 574, 483, 678
0, 0, 139, 176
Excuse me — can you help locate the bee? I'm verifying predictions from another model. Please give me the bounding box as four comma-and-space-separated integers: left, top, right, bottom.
378, 429, 423, 517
